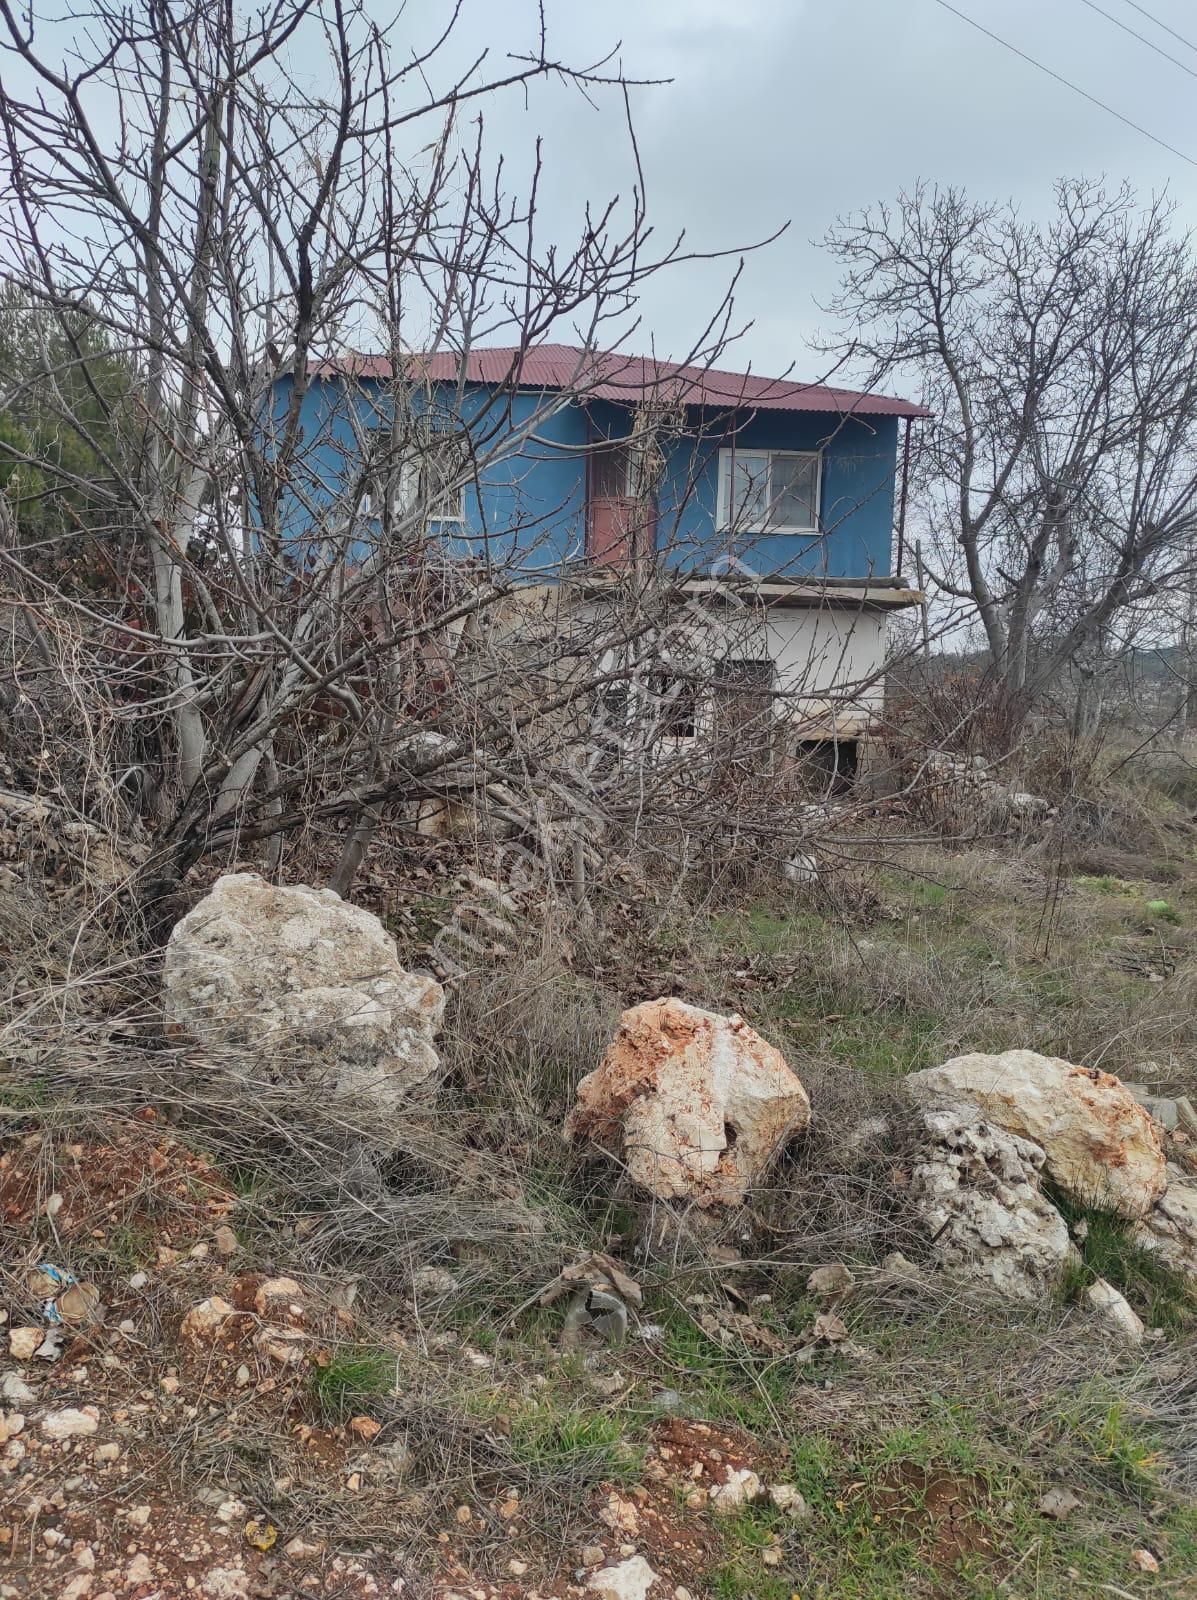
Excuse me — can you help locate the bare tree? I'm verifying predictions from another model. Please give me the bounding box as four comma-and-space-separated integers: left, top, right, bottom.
823, 180, 1197, 718
0, 0, 774, 923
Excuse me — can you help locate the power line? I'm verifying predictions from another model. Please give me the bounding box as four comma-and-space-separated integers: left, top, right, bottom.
1078, 0, 1197, 80
1119, 0, 1197, 57
931, 0, 1197, 170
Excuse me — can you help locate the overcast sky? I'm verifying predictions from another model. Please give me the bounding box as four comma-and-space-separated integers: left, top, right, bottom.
421, 0, 1197, 385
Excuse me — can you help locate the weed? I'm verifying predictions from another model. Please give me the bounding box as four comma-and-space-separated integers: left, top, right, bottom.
1049, 1188, 1194, 1332
507, 1401, 641, 1484
308, 1347, 393, 1420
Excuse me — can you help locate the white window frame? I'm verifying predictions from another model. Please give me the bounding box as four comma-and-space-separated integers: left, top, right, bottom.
716, 447, 822, 534
362, 421, 468, 525
422, 420, 468, 524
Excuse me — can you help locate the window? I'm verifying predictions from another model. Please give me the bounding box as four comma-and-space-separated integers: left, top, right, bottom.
717, 448, 821, 533
363, 419, 468, 524
712, 658, 776, 770
648, 674, 698, 739
422, 422, 468, 522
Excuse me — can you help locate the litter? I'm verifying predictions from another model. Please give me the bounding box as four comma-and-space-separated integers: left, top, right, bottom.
25, 1264, 102, 1327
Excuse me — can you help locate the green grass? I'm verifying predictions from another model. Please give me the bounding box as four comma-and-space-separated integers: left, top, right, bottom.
308, 1346, 393, 1420
1049, 1189, 1194, 1333
506, 1401, 642, 1483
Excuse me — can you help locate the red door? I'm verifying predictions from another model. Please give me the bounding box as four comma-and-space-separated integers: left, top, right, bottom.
587, 442, 656, 568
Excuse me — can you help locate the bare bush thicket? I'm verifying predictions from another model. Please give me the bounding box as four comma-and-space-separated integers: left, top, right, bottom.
0, 0, 936, 942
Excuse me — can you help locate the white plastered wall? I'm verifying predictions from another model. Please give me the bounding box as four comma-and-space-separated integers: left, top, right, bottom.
580, 596, 889, 739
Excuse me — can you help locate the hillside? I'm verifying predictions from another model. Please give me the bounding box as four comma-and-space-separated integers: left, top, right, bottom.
1, 770, 1196, 1600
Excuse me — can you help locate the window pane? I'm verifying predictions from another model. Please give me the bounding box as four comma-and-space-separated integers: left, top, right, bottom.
424, 428, 466, 519
771, 454, 818, 528
730, 451, 769, 527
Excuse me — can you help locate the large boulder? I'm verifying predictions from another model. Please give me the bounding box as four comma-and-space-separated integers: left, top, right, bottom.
1132, 1164, 1197, 1281
909, 1106, 1073, 1300
164, 873, 444, 1122
904, 1051, 1166, 1220
564, 998, 809, 1207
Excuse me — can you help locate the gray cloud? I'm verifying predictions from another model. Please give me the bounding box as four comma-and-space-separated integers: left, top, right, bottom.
440, 0, 1197, 379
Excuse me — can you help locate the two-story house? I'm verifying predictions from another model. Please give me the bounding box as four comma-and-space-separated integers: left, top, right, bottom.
273, 343, 925, 778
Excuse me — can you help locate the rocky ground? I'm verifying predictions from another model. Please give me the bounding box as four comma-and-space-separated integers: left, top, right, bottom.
4, 824, 1197, 1598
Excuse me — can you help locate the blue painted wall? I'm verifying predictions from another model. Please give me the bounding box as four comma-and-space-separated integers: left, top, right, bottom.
269, 376, 899, 580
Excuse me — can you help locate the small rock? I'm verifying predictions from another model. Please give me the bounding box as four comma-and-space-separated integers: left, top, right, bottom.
252, 1276, 303, 1315
0, 1413, 24, 1445
806, 1263, 855, 1301
1131, 1548, 1161, 1573
214, 1225, 238, 1256
410, 1265, 459, 1301
125, 1554, 153, 1586
1084, 1279, 1144, 1344
253, 1326, 305, 1365
128, 1272, 148, 1291
581, 1546, 607, 1568
652, 1389, 682, 1412
234, 1364, 251, 1388
586, 1555, 659, 1600
283, 1537, 326, 1561
349, 1415, 381, 1443
0, 1374, 34, 1406
41, 1407, 100, 1441
879, 1251, 921, 1280
598, 1493, 640, 1535
94, 1442, 120, 1462
708, 1467, 762, 1513
60, 1577, 92, 1600
216, 1497, 247, 1524
7, 1328, 41, 1361
1038, 1486, 1080, 1520
769, 1483, 811, 1520
180, 1297, 234, 1344
159, 1374, 180, 1396
125, 1505, 151, 1528
202, 1568, 251, 1599
508, 1560, 529, 1577
1147, 1098, 1179, 1132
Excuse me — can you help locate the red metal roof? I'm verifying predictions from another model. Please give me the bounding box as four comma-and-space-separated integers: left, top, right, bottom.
308, 343, 927, 418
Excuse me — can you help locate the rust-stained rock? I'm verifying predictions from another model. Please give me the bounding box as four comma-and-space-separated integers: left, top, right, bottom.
564, 998, 810, 1207
904, 1051, 1166, 1220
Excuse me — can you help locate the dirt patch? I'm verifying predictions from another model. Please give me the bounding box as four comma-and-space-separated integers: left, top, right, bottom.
0, 1115, 232, 1241
651, 1416, 768, 1479
847, 1460, 994, 1573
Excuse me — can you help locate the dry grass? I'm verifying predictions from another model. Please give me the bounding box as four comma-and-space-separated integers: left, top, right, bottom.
3, 774, 1197, 1594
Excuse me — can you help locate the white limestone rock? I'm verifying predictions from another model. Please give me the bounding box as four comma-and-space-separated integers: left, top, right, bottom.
904, 1051, 1166, 1219
164, 873, 444, 1131
1132, 1164, 1197, 1281
909, 1105, 1073, 1300
1084, 1278, 1144, 1344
